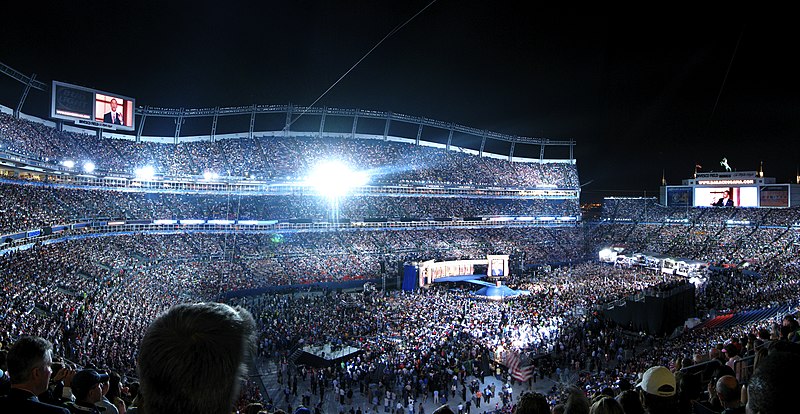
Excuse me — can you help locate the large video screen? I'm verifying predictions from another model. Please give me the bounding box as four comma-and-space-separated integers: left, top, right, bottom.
694, 187, 757, 207
51, 81, 135, 131
760, 185, 789, 207
666, 186, 693, 207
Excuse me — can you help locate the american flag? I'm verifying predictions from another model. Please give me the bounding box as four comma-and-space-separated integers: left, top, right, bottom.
503, 349, 533, 382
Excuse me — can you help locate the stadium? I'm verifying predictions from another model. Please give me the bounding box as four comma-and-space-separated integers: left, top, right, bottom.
2, 10, 800, 414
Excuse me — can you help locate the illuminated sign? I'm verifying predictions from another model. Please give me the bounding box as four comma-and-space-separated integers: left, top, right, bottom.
696, 171, 758, 179
179, 220, 205, 225
518, 190, 578, 197
697, 179, 755, 185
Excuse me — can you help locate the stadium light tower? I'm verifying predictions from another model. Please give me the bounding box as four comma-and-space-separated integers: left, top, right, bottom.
62, 160, 75, 169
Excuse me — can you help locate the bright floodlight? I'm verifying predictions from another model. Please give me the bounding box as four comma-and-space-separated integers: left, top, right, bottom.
307, 161, 369, 198
63, 160, 75, 169
203, 171, 214, 180
598, 248, 616, 263
135, 166, 156, 180
83, 161, 96, 173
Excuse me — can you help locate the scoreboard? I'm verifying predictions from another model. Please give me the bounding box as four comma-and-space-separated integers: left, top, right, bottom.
51, 81, 135, 131
661, 171, 797, 208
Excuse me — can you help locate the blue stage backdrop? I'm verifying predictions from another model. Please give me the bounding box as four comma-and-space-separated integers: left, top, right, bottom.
402, 265, 418, 291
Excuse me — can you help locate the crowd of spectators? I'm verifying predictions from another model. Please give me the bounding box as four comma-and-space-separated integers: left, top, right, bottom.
595, 197, 800, 274
0, 227, 589, 371
601, 197, 800, 227
0, 181, 580, 235
240, 267, 796, 413
3, 226, 588, 292
0, 113, 580, 189
6, 182, 800, 291
1, 229, 798, 413
2, 115, 800, 413
0, 252, 690, 412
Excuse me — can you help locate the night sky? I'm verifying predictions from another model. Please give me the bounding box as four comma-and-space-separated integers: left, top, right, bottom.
1, 3, 798, 203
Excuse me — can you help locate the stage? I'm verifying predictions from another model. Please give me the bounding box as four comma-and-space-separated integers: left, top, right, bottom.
433, 274, 529, 300
293, 343, 362, 368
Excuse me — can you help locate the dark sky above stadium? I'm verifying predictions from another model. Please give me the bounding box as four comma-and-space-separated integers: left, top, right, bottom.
1, 3, 798, 202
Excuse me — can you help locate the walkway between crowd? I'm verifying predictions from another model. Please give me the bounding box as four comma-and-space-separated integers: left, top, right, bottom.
254, 356, 556, 414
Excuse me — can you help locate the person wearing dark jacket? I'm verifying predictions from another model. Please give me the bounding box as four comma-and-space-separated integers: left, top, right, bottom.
0, 336, 70, 414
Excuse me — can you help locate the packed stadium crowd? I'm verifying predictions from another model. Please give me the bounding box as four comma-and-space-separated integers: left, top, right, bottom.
0, 181, 580, 236
592, 223, 796, 269
601, 198, 800, 226
236, 258, 798, 414
3, 253, 798, 414
0, 113, 580, 189
0, 191, 797, 414
0, 227, 590, 372
594, 198, 800, 274
1, 113, 799, 413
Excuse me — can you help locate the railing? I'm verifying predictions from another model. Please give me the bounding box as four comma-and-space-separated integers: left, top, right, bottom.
0, 173, 582, 197
0, 218, 581, 256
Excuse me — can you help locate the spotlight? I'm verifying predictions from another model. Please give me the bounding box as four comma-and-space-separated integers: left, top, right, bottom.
306, 161, 369, 198
135, 166, 156, 180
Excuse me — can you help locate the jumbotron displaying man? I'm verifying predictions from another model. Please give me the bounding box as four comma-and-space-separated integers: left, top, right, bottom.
103, 98, 123, 125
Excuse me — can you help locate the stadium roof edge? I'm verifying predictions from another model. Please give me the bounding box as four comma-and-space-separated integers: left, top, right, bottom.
134, 104, 574, 147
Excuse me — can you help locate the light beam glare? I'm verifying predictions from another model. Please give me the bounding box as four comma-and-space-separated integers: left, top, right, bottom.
306, 161, 369, 225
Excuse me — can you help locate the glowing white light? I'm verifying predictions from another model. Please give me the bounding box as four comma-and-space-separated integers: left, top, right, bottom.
306, 161, 369, 198
180, 220, 206, 225
207, 220, 234, 225
599, 248, 617, 262
203, 171, 213, 181
135, 166, 156, 180
153, 220, 177, 225
63, 160, 75, 169
83, 161, 96, 173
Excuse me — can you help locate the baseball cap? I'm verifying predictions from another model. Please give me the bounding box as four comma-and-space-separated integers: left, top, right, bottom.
71, 369, 110, 394
637, 366, 675, 397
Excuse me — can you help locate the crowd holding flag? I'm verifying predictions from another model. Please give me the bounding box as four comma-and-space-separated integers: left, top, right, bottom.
503, 349, 533, 382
